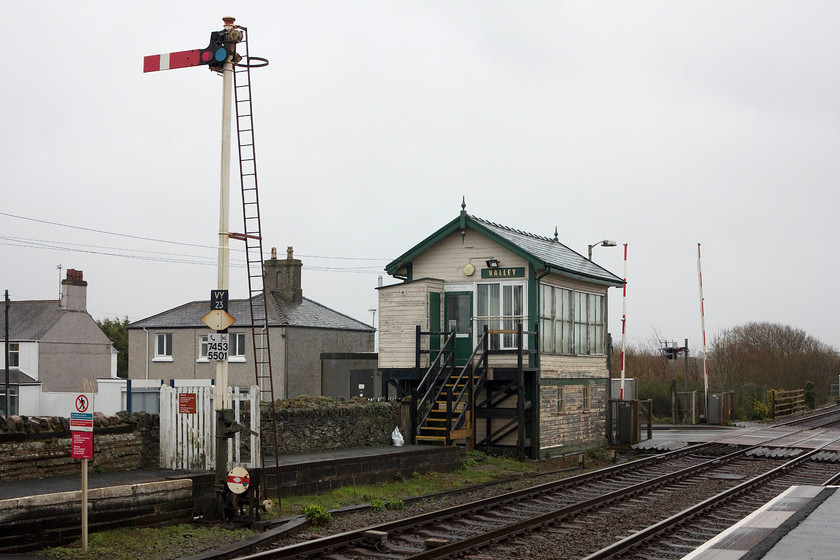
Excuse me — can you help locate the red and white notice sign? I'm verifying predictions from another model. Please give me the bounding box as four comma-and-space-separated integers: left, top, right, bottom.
72, 432, 93, 459
178, 393, 197, 414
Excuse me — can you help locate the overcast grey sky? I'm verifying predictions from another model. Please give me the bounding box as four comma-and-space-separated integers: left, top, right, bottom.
2, 1, 839, 354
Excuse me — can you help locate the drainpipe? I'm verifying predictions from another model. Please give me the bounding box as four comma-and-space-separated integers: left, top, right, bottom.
260, 325, 267, 395
143, 327, 149, 380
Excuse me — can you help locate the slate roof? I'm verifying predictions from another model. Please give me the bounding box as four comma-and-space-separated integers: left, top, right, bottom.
385, 211, 624, 287
471, 216, 623, 285
128, 292, 374, 331
3, 369, 40, 385
0, 300, 67, 341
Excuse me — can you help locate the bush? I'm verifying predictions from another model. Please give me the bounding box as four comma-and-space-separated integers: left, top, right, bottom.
302, 504, 331, 526
804, 381, 816, 409
370, 499, 386, 512
751, 399, 771, 421
386, 499, 405, 510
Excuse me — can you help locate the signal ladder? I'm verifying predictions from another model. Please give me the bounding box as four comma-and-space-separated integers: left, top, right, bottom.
228, 26, 282, 501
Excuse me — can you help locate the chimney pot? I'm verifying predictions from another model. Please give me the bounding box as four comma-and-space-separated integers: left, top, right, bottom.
60, 268, 88, 310
263, 246, 303, 303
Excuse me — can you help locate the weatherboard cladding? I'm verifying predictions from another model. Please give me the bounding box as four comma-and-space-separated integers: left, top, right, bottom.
128, 293, 373, 332
1, 300, 67, 341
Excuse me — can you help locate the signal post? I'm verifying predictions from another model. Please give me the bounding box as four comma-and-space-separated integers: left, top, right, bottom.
145, 17, 244, 518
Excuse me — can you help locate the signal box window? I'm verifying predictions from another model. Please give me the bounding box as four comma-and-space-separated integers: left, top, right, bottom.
476, 282, 525, 350
541, 285, 605, 355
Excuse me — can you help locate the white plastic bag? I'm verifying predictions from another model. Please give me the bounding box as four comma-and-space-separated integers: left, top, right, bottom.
391, 426, 404, 447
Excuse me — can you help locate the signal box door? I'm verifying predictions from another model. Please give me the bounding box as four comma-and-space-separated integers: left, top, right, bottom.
444, 291, 473, 367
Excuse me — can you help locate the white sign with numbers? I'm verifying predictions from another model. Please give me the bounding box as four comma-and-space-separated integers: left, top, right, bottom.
207, 333, 229, 361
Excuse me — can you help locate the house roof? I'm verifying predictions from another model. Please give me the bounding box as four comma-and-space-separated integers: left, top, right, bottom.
0, 300, 67, 341
384, 209, 624, 287
128, 292, 374, 332
3, 369, 40, 385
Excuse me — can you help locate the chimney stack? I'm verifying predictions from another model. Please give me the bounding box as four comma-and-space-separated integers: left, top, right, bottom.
60, 269, 88, 311
263, 246, 303, 303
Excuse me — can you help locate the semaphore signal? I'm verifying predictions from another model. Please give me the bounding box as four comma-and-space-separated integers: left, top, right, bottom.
143, 27, 242, 73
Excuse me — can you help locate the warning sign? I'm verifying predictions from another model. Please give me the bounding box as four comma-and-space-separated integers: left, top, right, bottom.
178, 393, 197, 414
226, 466, 250, 494
72, 432, 93, 459
70, 412, 94, 432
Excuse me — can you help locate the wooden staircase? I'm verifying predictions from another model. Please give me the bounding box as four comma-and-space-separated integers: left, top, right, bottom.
412, 323, 540, 457
413, 326, 490, 447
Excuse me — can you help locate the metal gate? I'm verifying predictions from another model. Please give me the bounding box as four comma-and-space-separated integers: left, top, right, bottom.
159, 385, 260, 470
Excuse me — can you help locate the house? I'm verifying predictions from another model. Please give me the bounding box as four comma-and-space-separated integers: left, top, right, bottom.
127, 247, 375, 403
377, 202, 624, 458
0, 269, 118, 416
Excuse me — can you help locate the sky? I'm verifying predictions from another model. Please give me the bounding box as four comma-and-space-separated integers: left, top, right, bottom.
2, 1, 840, 354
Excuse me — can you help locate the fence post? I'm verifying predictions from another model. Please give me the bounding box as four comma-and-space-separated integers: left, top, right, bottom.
158, 386, 173, 468
250, 385, 261, 468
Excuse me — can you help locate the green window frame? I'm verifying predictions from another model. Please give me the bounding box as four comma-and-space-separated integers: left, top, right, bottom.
477, 282, 525, 350
540, 286, 605, 355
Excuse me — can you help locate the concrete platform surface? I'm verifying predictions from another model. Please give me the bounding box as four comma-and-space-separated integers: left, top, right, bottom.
681, 485, 839, 560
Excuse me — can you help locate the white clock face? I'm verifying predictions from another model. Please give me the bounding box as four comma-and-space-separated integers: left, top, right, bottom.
463, 263, 475, 276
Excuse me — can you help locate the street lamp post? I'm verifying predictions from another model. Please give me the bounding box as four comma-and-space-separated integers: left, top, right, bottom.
588, 239, 617, 260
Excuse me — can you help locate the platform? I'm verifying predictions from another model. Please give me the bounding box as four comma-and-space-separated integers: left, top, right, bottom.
0, 445, 461, 555
682, 485, 840, 560
0, 445, 458, 501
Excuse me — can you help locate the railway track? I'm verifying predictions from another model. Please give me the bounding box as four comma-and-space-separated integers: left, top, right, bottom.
582, 442, 840, 560
233, 449, 831, 558
199, 409, 840, 560
774, 404, 840, 429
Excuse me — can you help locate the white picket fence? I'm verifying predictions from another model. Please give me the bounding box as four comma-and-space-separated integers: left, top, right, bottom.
159, 385, 261, 471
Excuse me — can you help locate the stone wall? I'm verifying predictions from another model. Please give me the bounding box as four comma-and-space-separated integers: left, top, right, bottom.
0, 400, 404, 482
261, 398, 403, 455
0, 412, 152, 482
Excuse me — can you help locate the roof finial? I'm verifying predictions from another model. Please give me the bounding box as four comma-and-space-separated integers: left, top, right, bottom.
460, 196, 467, 243
553, 227, 559, 242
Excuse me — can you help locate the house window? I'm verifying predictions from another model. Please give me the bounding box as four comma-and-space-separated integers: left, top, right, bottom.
557, 386, 565, 413
541, 286, 605, 355
0, 386, 18, 415
155, 333, 173, 361
8, 343, 19, 367
229, 332, 246, 362
476, 282, 525, 350
198, 335, 209, 362
582, 385, 591, 411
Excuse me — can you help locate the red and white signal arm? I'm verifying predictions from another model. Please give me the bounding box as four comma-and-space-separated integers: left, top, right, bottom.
144, 29, 238, 73
226, 466, 250, 494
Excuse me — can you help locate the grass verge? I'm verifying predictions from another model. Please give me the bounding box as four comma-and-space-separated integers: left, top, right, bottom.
39, 450, 604, 560
40, 524, 254, 560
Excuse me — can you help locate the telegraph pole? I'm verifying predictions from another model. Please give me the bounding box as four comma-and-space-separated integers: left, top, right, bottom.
4, 290, 9, 417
